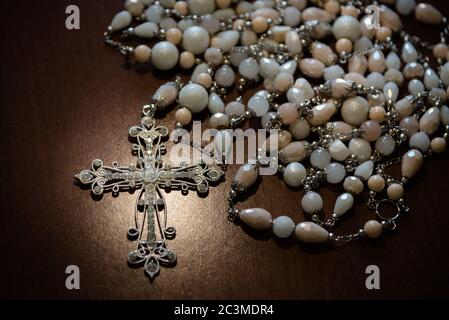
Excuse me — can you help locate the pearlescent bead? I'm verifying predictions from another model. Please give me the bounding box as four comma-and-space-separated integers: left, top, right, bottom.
215, 130, 232, 158
329, 139, 350, 161
134, 45, 151, 63
285, 30, 302, 55
278, 103, 299, 125
145, 5, 163, 23
311, 42, 335, 66
153, 83, 178, 108
334, 193, 354, 217
309, 102, 337, 126
386, 52, 401, 69
182, 26, 210, 55
343, 176, 364, 194
274, 73, 294, 92
400, 116, 419, 137
178, 83, 209, 113
349, 55, 368, 74
324, 65, 345, 81
134, 22, 159, 38
383, 81, 399, 102
401, 149, 423, 178
209, 112, 229, 128
409, 131, 430, 152
369, 106, 386, 122
310, 148, 331, 169
239, 208, 272, 230
384, 69, 404, 86
332, 15, 361, 41
215, 65, 235, 87
259, 58, 280, 78
375, 135, 396, 156
368, 175, 385, 192
335, 38, 353, 54
440, 105, 449, 125
326, 163, 346, 184
280, 60, 297, 75
387, 183, 404, 201
402, 42, 418, 63
332, 121, 354, 140
179, 51, 195, 69
110, 10, 132, 31
166, 28, 182, 45
366, 72, 386, 89
289, 118, 310, 140
294, 78, 315, 99
175, 108, 192, 126
354, 160, 374, 180
239, 58, 259, 80
396, 0, 416, 15
380, 5, 403, 32
419, 107, 440, 135
216, 30, 239, 52
200, 14, 220, 34
342, 96, 369, 126
368, 50, 386, 73
204, 47, 223, 66
395, 96, 415, 119
208, 93, 225, 114
234, 164, 259, 190
188, 0, 215, 15
295, 222, 329, 243
360, 120, 382, 142
330, 78, 352, 98
225, 101, 245, 116
364, 220, 383, 239
280, 141, 308, 162
301, 192, 323, 214
151, 41, 179, 70
248, 95, 270, 117
261, 112, 277, 129
403, 62, 424, 79
299, 58, 325, 78
302, 7, 332, 22
273, 216, 295, 238
349, 138, 372, 162
283, 162, 306, 187
415, 3, 443, 25
424, 68, 440, 90
431, 137, 447, 154
283, 6, 301, 26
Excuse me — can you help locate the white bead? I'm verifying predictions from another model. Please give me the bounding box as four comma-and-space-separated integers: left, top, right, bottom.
283, 6, 301, 26
287, 87, 306, 105
424, 68, 440, 90
285, 31, 302, 55
248, 95, 270, 117
280, 60, 297, 75
208, 93, 225, 114
239, 208, 272, 230
349, 138, 372, 162
343, 176, 364, 194
295, 222, 329, 243
324, 65, 345, 81
216, 30, 239, 52
215, 130, 233, 158
369, 50, 386, 73
200, 14, 220, 34
283, 162, 306, 187
191, 63, 209, 81
145, 5, 164, 23
396, 0, 416, 15
294, 78, 315, 99
332, 15, 362, 41
364, 220, 383, 239
234, 164, 259, 190
366, 72, 386, 89
182, 26, 210, 55
341, 96, 369, 126
440, 62, 449, 86
272, 216, 295, 238
334, 193, 354, 217
178, 83, 209, 113
329, 139, 350, 161
134, 22, 158, 38
289, 118, 310, 140
375, 135, 396, 156
209, 112, 229, 128
354, 160, 374, 180
188, 0, 215, 15
239, 58, 259, 80
310, 148, 331, 169
401, 148, 423, 178
401, 42, 418, 63
153, 83, 178, 108
214, 65, 235, 87
386, 52, 401, 69
408, 79, 425, 96
409, 131, 430, 151
259, 58, 280, 78
151, 41, 179, 70
440, 105, 449, 125
261, 112, 277, 129
383, 81, 399, 102
326, 162, 346, 184
419, 106, 440, 135
111, 10, 132, 31
301, 192, 323, 214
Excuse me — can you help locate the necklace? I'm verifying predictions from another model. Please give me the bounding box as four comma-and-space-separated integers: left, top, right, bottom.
75, 0, 449, 279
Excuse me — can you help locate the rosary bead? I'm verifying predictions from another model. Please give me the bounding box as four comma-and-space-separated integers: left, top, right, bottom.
354, 160, 374, 180
386, 52, 401, 69
384, 69, 404, 86
383, 81, 399, 102
179, 83, 209, 113
134, 22, 159, 38
415, 3, 443, 25
311, 42, 335, 66
208, 93, 225, 114
324, 0, 340, 15
289, 118, 310, 140
408, 79, 425, 96
285, 30, 302, 55
284, 6, 302, 26
301, 192, 323, 214
376, 26, 392, 42
248, 95, 270, 117
396, 0, 416, 15
215, 65, 235, 87
326, 162, 346, 184
239, 58, 260, 80
387, 183, 404, 201
348, 55, 368, 75
302, 7, 332, 22
188, 0, 215, 15
283, 162, 306, 187
341, 96, 369, 126
175, 108, 192, 126
409, 131, 430, 152
364, 220, 383, 239
166, 28, 182, 45
251, 16, 268, 33
400, 116, 419, 136
424, 68, 440, 90
125, 0, 144, 16
145, 5, 164, 23
366, 72, 386, 90
431, 137, 447, 154
134, 45, 151, 63
182, 26, 210, 55
368, 175, 385, 192
419, 107, 440, 135
274, 72, 294, 92
216, 30, 240, 52
225, 101, 245, 116
335, 38, 353, 54
309, 102, 337, 126
375, 135, 396, 156
310, 148, 331, 169
273, 216, 295, 238
379, 5, 403, 32
368, 50, 386, 73
332, 121, 354, 140
360, 120, 382, 142
401, 149, 424, 178
280, 141, 308, 163
343, 176, 364, 195
349, 138, 372, 162
179, 51, 195, 69
278, 103, 299, 125
280, 60, 297, 75
260, 58, 281, 79
329, 139, 350, 161
204, 48, 223, 66
239, 208, 272, 230
299, 58, 325, 79
334, 193, 354, 217
295, 222, 329, 243
234, 164, 259, 190
369, 106, 386, 122
110, 10, 132, 31
402, 42, 419, 63
196, 73, 213, 89
394, 96, 415, 119
151, 41, 179, 70
324, 65, 344, 81
153, 83, 178, 108
332, 15, 361, 41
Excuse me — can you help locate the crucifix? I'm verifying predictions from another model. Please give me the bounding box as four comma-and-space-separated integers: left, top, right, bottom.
75, 105, 223, 279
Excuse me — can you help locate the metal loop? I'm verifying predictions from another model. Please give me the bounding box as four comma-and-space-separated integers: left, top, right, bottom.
375, 199, 401, 222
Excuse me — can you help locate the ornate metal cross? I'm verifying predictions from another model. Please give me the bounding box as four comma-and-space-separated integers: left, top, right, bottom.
75, 107, 223, 279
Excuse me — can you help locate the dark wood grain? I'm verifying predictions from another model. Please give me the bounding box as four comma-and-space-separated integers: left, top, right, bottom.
1, 0, 449, 299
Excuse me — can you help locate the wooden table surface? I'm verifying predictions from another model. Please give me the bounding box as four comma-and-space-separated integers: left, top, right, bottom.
1, 0, 449, 299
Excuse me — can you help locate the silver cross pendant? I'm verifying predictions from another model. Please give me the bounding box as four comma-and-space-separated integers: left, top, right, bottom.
75, 107, 223, 279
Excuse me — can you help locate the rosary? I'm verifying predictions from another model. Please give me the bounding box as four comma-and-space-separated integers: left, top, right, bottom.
75, 0, 449, 279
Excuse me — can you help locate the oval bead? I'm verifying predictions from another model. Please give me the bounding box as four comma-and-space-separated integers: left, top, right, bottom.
415, 3, 443, 25
401, 149, 423, 178
295, 222, 329, 243
239, 208, 272, 230
234, 163, 259, 190
419, 107, 440, 135
280, 141, 308, 163
334, 193, 354, 217
329, 139, 350, 161
309, 102, 337, 126
110, 10, 132, 31
326, 163, 346, 184
354, 160, 374, 180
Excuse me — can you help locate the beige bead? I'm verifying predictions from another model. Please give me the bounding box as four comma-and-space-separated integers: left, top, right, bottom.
343, 176, 364, 195
433, 43, 449, 59
179, 51, 195, 69
376, 26, 392, 42
309, 102, 337, 126
134, 45, 151, 63
252, 16, 268, 33
340, 5, 359, 17
369, 106, 386, 122
295, 222, 329, 243
300, 58, 325, 78
173, 1, 189, 16
431, 137, 447, 154
335, 38, 353, 54
216, 0, 231, 9
280, 141, 308, 163
311, 42, 336, 66
175, 108, 192, 126
364, 220, 383, 239
239, 208, 273, 230
234, 164, 259, 190
332, 121, 354, 140
274, 72, 294, 92
368, 175, 385, 192
387, 183, 404, 201
195, 72, 213, 88
302, 7, 332, 22
278, 103, 299, 125
415, 3, 443, 25
166, 28, 182, 45
401, 148, 423, 178
419, 107, 440, 135
360, 120, 382, 142
233, 19, 245, 31
324, 0, 340, 15
380, 5, 403, 32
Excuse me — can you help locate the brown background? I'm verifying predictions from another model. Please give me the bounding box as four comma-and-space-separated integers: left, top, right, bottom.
1, 0, 449, 299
